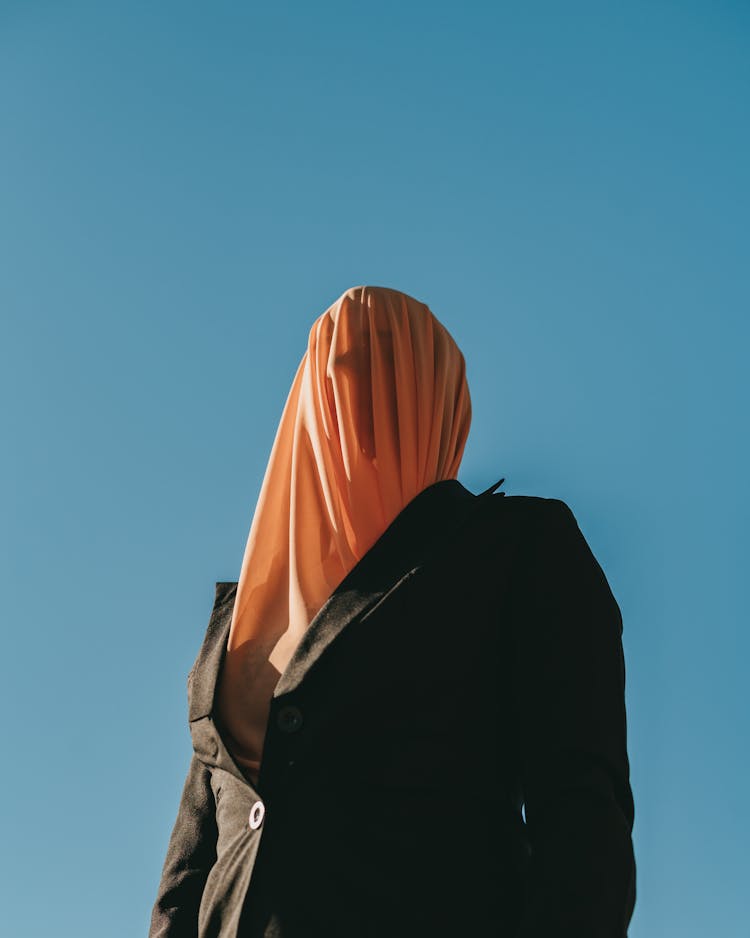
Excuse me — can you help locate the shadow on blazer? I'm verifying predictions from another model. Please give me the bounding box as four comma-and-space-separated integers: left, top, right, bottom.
148, 477, 636, 938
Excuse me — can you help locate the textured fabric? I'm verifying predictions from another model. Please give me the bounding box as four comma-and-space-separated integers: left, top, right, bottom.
149, 753, 218, 937
148, 484, 636, 937
215, 286, 472, 784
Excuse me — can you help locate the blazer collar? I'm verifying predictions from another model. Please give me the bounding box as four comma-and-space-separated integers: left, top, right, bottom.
188, 476, 505, 720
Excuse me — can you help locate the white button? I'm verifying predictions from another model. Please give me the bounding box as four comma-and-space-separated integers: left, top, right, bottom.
248, 800, 265, 830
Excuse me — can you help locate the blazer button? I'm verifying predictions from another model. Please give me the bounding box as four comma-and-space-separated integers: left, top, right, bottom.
276, 704, 303, 733
248, 800, 265, 830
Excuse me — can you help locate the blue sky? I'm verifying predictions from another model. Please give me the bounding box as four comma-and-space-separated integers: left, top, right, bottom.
1, 2, 748, 935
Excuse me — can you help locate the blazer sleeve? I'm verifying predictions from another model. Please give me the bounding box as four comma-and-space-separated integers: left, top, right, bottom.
148, 751, 218, 938
511, 498, 636, 937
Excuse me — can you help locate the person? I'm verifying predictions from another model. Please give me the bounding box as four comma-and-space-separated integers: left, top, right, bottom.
148, 285, 636, 937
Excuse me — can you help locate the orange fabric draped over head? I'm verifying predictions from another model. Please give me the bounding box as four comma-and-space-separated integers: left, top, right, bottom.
214, 285, 472, 783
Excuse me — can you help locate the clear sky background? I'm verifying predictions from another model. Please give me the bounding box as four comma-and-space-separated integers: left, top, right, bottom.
2, 2, 748, 936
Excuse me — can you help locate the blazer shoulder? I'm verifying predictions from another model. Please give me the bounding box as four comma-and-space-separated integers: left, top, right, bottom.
480, 495, 592, 557
495, 493, 570, 509
461, 494, 576, 561
504, 496, 623, 626
485, 492, 576, 523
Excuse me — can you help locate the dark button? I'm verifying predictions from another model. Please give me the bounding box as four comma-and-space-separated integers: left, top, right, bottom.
276, 704, 303, 733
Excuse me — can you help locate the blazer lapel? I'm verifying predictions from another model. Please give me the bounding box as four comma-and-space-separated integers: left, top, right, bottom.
274, 477, 502, 697
188, 476, 506, 721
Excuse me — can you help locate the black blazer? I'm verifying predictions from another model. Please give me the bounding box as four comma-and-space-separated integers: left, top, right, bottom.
148, 478, 636, 938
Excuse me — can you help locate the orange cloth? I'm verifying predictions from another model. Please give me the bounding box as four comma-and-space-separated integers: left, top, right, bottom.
214, 285, 472, 783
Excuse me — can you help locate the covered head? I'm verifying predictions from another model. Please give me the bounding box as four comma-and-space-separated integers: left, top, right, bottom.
215, 285, 472, 782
